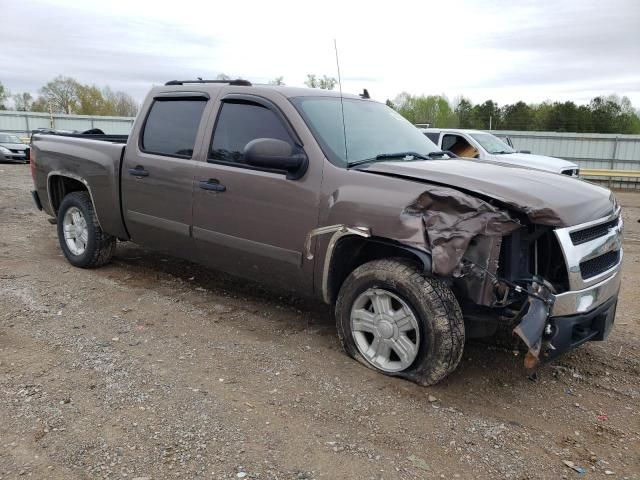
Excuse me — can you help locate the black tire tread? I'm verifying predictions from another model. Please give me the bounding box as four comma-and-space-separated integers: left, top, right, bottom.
57, 191, 115, 268
335, 258, 465, 386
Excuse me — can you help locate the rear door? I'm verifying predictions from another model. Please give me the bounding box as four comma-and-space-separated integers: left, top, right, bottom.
121, 92, 209, 255
192, 92, 323, 293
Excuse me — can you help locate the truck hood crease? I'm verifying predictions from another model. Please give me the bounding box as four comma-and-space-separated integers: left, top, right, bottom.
363, 159, 615, 227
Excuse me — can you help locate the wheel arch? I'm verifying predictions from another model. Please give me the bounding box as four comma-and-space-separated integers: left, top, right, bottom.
47, 172, 102, 227
325, 235, 432, 305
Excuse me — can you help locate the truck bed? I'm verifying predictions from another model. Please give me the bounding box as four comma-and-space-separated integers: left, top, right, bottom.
31, 132, 129, 239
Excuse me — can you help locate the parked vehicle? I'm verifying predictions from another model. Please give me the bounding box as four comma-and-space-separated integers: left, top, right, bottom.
0, 132, 29, 163
421, 128, 578, 176
30, 79, 622, 385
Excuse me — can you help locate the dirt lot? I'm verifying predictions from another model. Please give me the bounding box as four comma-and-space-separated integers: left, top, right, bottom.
0, 163, 639, 480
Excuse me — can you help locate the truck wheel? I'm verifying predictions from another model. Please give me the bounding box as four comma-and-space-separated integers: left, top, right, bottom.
335, 259, 465, 386
57, 191, 116, 268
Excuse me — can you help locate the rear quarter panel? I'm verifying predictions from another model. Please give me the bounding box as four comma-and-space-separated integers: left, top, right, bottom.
32, 135, 128, 239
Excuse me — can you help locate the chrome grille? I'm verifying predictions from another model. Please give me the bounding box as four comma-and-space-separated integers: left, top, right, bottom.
554, 208, 623, 290
570, 218, 618, 245
580, 250, 620, 279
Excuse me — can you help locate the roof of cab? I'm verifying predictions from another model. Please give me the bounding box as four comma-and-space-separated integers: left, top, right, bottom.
153, 80, 365, 100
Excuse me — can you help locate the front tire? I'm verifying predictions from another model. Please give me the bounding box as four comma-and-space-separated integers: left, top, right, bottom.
57, 191, 116, 268
335, 259, 465, 386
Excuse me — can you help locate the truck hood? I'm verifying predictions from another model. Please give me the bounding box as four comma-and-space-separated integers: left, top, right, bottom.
492, 152, 577, 173
361, 159, 615, 226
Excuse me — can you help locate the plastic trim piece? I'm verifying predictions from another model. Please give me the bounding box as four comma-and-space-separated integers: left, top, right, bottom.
304, 225, 371, 303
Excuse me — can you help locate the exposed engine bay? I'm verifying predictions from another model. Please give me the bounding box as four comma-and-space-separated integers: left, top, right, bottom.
403, 186, 584, 367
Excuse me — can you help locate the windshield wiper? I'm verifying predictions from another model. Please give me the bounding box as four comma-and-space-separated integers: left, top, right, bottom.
374, 151, 432, 161
427, 150, 458, 158
348, 151, 450, 168
348, 152, 429, 168
492, 150, 513, 155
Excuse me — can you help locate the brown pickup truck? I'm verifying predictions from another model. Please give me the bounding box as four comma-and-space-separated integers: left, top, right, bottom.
30, 79, 623, 385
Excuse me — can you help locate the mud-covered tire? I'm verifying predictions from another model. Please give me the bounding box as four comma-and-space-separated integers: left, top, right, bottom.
57, 191, 116, 268
335, 259, 465, 386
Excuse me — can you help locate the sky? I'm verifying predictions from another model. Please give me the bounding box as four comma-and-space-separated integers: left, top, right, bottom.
1, 0, 639, 107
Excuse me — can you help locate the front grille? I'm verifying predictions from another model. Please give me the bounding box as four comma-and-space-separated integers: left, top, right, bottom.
570, 218, 618, 245
580, 250, 620, 279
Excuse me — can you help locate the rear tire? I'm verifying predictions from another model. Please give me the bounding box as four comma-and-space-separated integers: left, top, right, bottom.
57, 191, 116, 268
335, 259, 465, 386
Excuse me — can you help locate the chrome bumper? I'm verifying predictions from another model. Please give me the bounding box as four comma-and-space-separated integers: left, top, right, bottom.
551, 263, 622, 317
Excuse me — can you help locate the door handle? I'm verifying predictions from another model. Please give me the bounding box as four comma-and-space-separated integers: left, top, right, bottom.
199, 179, 226, 192
128, 166, 149, 177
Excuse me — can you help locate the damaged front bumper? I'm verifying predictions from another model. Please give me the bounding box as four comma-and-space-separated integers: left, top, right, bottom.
542, 266, 621, 360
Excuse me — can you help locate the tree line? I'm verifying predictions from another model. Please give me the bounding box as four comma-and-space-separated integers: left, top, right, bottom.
390, 93, 640, 134
3, 74, 639, 134
0, 76, 138, 117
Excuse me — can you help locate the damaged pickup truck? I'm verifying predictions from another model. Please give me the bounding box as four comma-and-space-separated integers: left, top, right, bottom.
30, 79, 623, 385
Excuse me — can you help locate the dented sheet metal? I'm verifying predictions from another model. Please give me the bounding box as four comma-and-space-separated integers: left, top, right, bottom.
364, 159, 616, 226
404, 186, 522, 276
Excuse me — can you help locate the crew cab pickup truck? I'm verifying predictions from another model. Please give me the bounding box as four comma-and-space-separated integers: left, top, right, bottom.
421, 128, 580, 176
30, 79, 622, 385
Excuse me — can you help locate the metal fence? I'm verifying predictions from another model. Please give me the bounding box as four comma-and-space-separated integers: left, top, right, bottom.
493, 130, 640, 189
0, 110, 135, 137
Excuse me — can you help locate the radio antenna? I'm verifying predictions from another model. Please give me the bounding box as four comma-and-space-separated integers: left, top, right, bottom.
334, 39, 348, 161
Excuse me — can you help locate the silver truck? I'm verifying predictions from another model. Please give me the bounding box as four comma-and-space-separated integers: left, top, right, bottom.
29, 79, 622, 385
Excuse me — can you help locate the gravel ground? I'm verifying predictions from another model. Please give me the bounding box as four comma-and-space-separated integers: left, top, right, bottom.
0, 162, 639, 480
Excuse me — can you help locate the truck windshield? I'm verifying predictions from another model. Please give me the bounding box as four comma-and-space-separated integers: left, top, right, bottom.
470, 133, 516, 155
291, 97, 441, 166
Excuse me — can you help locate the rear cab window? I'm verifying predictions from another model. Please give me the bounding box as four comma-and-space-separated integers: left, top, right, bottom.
141, 98, 207, 158
423, 131, 440, 144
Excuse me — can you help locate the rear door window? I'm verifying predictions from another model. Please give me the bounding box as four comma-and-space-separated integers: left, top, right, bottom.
141, 99, 207, 158
210, 101, 293, 165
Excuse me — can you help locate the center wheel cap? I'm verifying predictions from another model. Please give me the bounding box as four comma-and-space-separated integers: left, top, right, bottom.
377, 320, 394, 339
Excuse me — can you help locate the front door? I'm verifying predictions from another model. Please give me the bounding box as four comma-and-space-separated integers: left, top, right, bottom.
192, 95, 323, 293
441, 133, 479, 159
121, 94, 209, 255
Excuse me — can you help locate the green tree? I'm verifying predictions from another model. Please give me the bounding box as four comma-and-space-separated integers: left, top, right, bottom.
394, 93, 457, 127
103, 88, 138, 116
0, 82, 9, 109
455, 97, 474, 128
13, 92, 34, 111
472, 100, 501, 130
76, 84, 109, 115
304, 74, 337, 90
40, 76, 80, 114
268, 76, 285, 86
501, 101, 534, 130
30, 96, 50, 113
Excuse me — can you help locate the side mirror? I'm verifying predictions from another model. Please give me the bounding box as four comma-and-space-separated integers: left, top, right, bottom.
244, 138, 308, 180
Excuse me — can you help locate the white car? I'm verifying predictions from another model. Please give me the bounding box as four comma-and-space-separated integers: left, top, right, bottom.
421, 128, 579, 176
